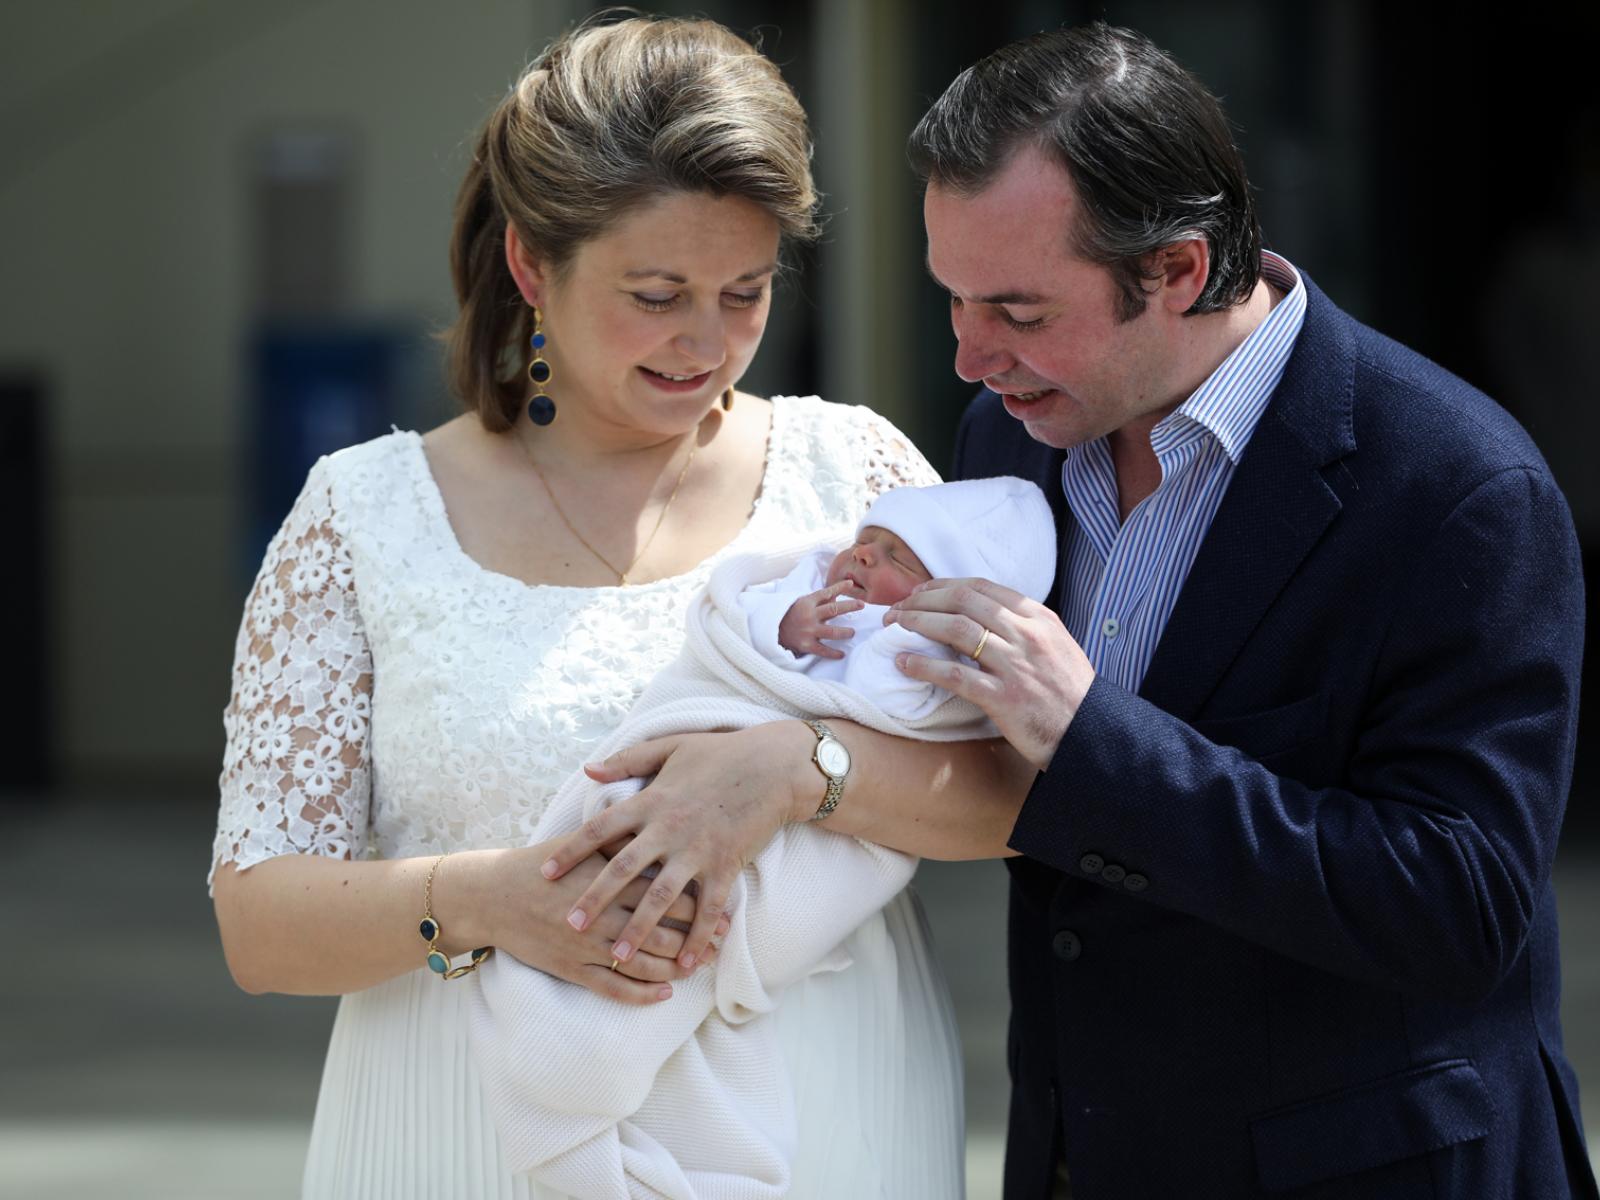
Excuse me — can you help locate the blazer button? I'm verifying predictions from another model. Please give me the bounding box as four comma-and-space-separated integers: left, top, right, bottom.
1052, 929, 1082, 962
1123, 873, 1149, 893
1079, 853, 1105, 875
1100, 863, 1126, 884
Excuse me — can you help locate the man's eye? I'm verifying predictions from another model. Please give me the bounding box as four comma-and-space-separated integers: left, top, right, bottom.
1002, 311, 1045, 331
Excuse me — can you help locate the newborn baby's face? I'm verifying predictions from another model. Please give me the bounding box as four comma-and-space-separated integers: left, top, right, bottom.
825, 525, 932, 606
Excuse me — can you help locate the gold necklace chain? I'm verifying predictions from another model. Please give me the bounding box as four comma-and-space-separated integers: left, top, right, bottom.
519, 428, 699, 586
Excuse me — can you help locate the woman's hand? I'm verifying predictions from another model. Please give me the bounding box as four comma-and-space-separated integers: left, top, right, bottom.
777, 580, 865, 659
538, 722, 815, 972
443, 843, 713, 1005
885, 577, 1096, 771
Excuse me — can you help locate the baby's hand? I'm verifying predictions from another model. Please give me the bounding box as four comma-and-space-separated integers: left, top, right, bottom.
777, 580, 865, 660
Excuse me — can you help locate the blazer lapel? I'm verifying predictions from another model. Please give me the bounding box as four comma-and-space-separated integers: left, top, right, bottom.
1138, 277, 1357, 722
1040, 447, 1074, 615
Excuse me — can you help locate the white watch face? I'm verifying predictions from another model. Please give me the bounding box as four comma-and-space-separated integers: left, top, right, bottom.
817, 738, 851, 778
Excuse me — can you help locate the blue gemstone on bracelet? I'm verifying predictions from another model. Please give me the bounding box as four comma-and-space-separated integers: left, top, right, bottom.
419, 917, 439, 942
427, 950, 450, 974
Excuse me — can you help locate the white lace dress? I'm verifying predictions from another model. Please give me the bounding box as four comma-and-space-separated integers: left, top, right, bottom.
210, 397, 965, 1199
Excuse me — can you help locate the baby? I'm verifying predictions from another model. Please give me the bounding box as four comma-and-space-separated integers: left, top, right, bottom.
737, 476, 1057, 721
473, 475, 1059, 1191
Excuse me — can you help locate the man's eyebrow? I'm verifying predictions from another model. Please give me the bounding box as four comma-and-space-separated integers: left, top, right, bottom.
922, 251, 1045, 305
622, 263, 778, 284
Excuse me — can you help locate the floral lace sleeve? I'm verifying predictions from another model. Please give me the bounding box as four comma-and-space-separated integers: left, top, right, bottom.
210, 457, 373, 892
853, 406, 943, 504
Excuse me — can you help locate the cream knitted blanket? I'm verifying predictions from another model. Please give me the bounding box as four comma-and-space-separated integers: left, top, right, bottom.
465, 535, 994, 1199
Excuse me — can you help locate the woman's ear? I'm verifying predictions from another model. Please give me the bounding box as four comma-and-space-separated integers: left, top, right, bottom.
504, 224, 547, 308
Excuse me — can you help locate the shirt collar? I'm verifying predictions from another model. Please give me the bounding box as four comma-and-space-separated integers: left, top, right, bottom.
1151, 250, 1306, 464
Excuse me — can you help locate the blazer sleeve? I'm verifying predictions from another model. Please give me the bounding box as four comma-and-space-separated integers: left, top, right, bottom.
1012, 465, 1584, 1003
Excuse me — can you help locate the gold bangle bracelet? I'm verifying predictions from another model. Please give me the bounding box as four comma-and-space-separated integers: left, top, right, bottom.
419, 853, 494, 979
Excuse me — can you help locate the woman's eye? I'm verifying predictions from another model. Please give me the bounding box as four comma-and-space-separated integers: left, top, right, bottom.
632, 294, 677, 312
723, 290, 764, 308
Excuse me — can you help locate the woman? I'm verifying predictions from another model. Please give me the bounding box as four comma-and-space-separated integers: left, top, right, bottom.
210, 14, 964, 1198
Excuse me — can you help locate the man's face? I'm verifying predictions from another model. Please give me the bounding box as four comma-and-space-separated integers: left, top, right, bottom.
923, 143, 1175, 449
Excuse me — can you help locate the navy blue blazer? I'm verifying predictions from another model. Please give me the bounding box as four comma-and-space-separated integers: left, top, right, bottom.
952, 277, 1596, 1199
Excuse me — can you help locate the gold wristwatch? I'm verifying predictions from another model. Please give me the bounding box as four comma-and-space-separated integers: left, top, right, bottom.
804, 719, 851, 821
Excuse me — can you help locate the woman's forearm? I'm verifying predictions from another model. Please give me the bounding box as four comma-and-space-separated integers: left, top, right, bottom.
779, 719, 1035, 859
212, 849, 505, 996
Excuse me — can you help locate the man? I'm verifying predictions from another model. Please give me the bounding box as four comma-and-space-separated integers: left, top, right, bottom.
544, 21, 1594, 1200
899, 22, 1595, 1198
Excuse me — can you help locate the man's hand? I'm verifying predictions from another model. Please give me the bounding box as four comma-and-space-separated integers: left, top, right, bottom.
777, 579, 865, 659
886, 577, 1095, 770
538, 722, 815, 971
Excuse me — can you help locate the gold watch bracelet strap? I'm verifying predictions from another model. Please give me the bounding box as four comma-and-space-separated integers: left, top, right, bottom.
805, 719, 846, 822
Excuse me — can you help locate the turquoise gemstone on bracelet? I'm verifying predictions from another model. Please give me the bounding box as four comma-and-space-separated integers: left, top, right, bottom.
419, 917, 439, 942
427, 950, 450, 974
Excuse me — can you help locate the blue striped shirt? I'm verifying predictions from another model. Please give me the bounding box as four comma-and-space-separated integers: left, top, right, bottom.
1061, 251, 1306, 693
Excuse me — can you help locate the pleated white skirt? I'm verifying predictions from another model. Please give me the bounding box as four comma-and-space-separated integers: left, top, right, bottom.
301, 887, 965, 1199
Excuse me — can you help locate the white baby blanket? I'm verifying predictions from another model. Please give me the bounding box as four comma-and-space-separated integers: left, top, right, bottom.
466, 533, 996, 1199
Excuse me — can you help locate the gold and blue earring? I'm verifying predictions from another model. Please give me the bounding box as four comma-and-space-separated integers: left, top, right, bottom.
527, 307, 555, 426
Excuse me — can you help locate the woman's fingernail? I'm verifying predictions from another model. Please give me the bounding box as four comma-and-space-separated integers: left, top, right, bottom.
657, 985, 673, 1001
613, 941, 632, 961
679, 952, 696, 969
896, 653, 910, 669
541, 859, 559, 879
567, 909, 587, 931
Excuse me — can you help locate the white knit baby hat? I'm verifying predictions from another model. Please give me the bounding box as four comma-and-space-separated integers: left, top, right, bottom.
858, 476, 1058, 601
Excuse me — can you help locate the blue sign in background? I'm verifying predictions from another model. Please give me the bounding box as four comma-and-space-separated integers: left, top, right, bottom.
245, 325, 432, 584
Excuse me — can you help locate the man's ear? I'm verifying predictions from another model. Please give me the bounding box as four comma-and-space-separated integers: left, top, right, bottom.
1154, 237, 1210, 313
504, 223, 547, 308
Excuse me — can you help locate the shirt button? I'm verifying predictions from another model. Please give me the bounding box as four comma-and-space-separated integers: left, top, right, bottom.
1052, 929, 1082, 962
1079, 853, 1105, 875
1123, 873, 1149, 893
1100, 863, 1126, 884
1101, 617, 1120, 638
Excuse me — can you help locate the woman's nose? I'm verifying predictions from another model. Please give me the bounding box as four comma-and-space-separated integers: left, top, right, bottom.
673, 311, 724, 366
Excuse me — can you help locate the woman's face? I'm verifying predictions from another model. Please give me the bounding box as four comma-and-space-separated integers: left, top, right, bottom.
510, 190, 781, 440
824, 525, 932, 606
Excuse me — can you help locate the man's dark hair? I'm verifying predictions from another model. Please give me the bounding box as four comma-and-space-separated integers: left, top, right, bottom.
908, 23, 1261, 322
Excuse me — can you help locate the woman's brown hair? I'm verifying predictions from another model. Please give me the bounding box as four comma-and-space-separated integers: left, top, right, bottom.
445, 14, 820, 430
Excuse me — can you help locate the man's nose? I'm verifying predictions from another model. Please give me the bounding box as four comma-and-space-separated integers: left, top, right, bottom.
952, 315, 1011, 384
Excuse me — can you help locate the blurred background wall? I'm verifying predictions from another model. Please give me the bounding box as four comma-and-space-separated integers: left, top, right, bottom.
2, 1, 1595, 1196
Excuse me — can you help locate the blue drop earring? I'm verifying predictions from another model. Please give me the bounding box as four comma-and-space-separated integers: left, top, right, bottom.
526, 307, 555, 426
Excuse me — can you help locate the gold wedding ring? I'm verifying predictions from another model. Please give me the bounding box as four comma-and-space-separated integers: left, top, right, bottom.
610, 958, 621, 972
972, 627, 991, 662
